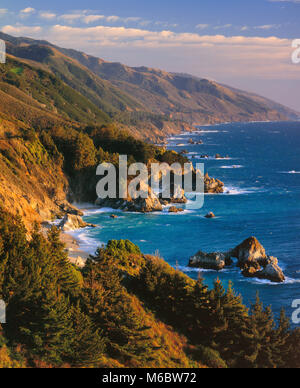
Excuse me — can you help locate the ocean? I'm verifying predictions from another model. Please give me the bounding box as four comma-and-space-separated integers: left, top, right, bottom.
75, 121, 300, 323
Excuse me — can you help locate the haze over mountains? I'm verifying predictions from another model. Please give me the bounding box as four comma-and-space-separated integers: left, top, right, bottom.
0, 31, 298, 142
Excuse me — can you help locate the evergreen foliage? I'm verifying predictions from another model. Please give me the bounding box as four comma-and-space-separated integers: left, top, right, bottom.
0, 209, 298, 368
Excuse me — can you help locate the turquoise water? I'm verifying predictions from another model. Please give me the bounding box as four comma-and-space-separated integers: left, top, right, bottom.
78, 121, 300, 323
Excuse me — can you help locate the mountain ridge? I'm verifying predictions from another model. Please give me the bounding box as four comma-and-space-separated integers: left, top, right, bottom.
1, 31, 298, 143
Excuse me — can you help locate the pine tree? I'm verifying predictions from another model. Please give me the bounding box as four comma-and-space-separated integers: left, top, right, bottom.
82, 258, 153, 365
272, 309, 291, 368
47, 226, 82, 295
216, 281, 249, 367
240, 293, 277, 368
65, 303, 106, 367
188, 275, 211, 341
208, 279, 228, 349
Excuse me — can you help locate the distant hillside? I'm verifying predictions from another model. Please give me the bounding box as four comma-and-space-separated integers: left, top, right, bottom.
1, 31, 298, 142
0, 56, 111, 129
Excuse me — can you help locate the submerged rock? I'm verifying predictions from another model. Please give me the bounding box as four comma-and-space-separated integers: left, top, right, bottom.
168, 206, 184, 213
205, 212, 216, 219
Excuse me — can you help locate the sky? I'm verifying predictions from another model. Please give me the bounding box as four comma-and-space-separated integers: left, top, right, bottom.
0, 0, 300, 111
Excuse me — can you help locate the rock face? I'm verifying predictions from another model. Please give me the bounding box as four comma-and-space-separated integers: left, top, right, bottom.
55, 201, 84, 217
230, 237, 267, 267
189, 251, 227, 271
189, 237, 285, 283
58, 214, 95, 231
204, 173, 224, 194
96, 170, 223, 212
96, 182, 163, 213
257, 262, 285, 283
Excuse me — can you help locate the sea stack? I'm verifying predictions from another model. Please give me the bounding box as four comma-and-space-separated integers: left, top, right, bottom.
188, 237, 285, 283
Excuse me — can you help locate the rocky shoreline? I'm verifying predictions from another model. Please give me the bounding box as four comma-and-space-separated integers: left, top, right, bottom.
189, 237, 285, 283
95, 171, 224, 213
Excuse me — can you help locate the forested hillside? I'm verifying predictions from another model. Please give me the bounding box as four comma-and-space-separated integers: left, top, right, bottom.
0, 211, 299, 368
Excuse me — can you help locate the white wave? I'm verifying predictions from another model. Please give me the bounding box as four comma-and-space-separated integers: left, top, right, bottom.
177, 265, 234, 274
196, 130, 220, 133
279, 171, 300, 174
194, 156, 233, 161
222, 185, 264, 195
241, 276, 300, 286
220, 165, 244, 169
84, 207, 122, 216
67, 229, 104, 255
160, 207, 195, 215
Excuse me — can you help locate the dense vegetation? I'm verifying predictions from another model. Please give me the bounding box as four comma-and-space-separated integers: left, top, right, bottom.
0, 210, 299, 368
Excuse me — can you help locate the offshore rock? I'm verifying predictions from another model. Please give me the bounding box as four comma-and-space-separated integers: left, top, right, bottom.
189, 251, 227, 271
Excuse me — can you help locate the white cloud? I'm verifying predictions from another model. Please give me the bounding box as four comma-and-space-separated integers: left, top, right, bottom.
1, 22, 297, 86
82, 15, 105, 24
255, 24, 280, 30
2, 25, 41, 35
214, 24, 232, 30
196, 24, 210, 30
106, 16, 120, 23
39, 12, 57, 20
59, 13, 84, 22
20, 7, 36, 14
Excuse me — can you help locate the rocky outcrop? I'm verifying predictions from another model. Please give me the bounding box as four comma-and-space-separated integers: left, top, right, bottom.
96, 182, 163, 213
230, 237, 267, 267
189, 237, 285, 283
169, 206, 184, 213
256, 262, 285, 283
55, 200, 84, 217
58, 214, 96, 231
189, 251, 229, 271
96, 168, 223, 213
204, 173, 224, 194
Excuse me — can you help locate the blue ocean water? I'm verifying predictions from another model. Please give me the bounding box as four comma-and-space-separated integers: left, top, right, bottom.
79, 121, 300, 323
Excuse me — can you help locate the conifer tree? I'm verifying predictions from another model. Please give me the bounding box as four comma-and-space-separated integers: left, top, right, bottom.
47, 226, 82, 295
240, 293, 277, 368
188, 275, 211, 340
65, 303, 106, 367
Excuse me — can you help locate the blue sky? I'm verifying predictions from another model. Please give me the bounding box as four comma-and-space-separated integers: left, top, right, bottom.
0, 0, 300, 110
